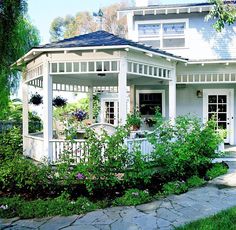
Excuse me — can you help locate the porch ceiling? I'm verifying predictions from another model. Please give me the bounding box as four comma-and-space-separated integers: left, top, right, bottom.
52, 72, 166, 87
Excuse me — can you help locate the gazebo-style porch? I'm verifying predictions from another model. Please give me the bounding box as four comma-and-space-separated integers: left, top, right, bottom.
18, 31, 185, 162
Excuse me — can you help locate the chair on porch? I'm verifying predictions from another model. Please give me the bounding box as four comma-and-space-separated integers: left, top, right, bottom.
88, 123, 116, 136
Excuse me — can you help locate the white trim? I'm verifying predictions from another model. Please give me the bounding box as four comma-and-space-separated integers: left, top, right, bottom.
101, 98, 119, 126
136, 89, 166, 117
14, 45, 186, 67
203, 89, 234, 145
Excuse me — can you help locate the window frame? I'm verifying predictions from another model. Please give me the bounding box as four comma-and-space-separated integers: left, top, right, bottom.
136, 18, 189, 49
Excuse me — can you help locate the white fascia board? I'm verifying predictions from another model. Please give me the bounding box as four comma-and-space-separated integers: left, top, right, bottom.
118, 5, 212, 15
188, 60, 236, 64
14, 45, 186, 68
126, 45, 187, 62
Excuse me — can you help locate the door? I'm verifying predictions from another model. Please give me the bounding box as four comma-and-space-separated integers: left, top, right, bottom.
203, 89, 234, 144
101, 99, 119, 126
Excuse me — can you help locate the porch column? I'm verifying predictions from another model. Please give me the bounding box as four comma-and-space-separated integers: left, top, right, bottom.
43, 59, 53, 162
22, 79, 29, 151
118, 57, 128, 125
130, 84, 135, 113
88, 86, 93, 121
169, 67, 176, 123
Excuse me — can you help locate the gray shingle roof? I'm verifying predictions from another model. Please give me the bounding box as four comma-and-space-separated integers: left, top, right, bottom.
36, 30, 186, 61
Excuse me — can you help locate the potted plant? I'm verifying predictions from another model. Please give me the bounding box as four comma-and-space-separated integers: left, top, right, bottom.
127, 111, 142, 131
29, 93, 43, 106
72, 109, 87, 122
53, 96, 67, 107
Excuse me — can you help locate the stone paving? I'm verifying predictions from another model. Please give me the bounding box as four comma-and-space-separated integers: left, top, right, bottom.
1, 162, 236, 230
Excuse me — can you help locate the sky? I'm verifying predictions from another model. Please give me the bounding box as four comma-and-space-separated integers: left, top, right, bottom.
27, 0, 204, 44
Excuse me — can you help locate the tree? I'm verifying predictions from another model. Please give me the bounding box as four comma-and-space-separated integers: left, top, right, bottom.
206, 0, 236, 32
49, 3, 128, 42
0, 0, 40, 116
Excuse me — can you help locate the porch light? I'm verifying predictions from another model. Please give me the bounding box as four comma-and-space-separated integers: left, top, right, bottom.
196, 90, 203, 98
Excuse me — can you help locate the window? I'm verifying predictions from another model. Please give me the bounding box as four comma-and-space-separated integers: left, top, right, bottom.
139, 93, 163, 115
137, 20, 187, 48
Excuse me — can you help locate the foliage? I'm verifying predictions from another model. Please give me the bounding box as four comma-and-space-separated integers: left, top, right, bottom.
127, 111, 142, 128
113, 189, 151, 206
148, 112, 221, 181
161, 181, 188, 196
206, 163, 228, 180
123, 147, 155, 187
206, 0, 236, 32
73, 126, 130, 194
186, 176, 206, 188
0, 155, 57, 195
53, 96, 67, 107
54, 95, 100, 122
0, 0, 40, 114
0, 128, 22, 161
0, 101, 42, 133
29, 93, 43, 105
0, 194, 98, 219
176, 205, 236, 230
49, 3, 128, 42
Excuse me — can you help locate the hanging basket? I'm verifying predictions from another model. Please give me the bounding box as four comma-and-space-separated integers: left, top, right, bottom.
53, 96, 67, 107
29, 93, 43, 106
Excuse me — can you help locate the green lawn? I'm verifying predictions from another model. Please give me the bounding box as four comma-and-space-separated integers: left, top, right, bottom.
176, 206, 236, 230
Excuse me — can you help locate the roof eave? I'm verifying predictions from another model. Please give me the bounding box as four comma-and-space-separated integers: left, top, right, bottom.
14, 45, 186, 68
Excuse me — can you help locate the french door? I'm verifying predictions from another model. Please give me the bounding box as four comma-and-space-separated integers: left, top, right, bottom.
203, 89, 234, 144
101, 99, 119, 126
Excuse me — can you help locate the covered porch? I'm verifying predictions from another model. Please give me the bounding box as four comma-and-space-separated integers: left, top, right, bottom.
20, 31, 183, 162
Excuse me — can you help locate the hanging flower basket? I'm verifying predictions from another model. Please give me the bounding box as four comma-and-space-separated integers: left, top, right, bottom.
29, 93, 43, 106
53, 96, 67, 107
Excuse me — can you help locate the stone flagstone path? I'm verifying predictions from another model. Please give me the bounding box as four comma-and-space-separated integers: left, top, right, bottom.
1, 161, 236, 230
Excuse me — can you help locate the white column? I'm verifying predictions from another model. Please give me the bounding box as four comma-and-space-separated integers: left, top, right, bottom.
43, 59, 53, 162
169, 67, 176, 123
88, 86, 93, 121
22, 79, 29, 154
130, 84, 135, 113
118, 57, 128, 125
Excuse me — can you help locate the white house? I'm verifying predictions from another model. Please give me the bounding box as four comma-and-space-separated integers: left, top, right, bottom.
16, 1, 236, 162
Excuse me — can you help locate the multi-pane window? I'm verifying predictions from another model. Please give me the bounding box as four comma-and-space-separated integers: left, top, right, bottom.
138, 21, 186, 48
139, 93, 162, 115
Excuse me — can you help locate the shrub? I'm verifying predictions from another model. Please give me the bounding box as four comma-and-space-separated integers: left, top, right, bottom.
113, 189, 151, 206
186, 176, 205, 188
161, 181, 188, 195
206, 163, 228, 180
73, 126, 130, 194
0, 194, 98, 219
0, 127, 22, 161
148, 113, 221, 182
0, 155, 57, 196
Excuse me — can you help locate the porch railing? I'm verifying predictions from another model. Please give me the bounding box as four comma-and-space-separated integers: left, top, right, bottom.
50, 138, 154, 163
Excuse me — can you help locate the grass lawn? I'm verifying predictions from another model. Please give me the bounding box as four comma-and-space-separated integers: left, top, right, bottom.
176, 206, 236, 230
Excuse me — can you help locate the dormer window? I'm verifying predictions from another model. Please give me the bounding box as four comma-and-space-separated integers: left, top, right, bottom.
137, 19, 188, 49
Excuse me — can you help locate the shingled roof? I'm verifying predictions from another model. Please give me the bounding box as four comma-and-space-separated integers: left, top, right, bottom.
35, 30, 186, 61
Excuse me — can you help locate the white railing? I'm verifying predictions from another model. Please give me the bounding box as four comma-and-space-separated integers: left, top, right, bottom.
50, 138, 154, 163
50, 139, 88, 164
125, 138, 154, 156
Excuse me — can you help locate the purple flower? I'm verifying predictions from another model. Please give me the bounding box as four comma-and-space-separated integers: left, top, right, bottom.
76, 173, 85, 180
73, 110, 87, 121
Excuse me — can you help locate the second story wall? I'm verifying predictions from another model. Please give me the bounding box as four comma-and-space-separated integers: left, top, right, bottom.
128, 12, 236, 61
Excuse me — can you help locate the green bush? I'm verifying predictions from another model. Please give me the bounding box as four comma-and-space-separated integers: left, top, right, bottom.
161, 181, 188, 195
206, 163, 228, 180
0, 193, 98, 219
148, 113, 221, 181
186, 176, 206, 188
73, 126, 130, 194
113, 189, 151, 206
0, 155, 57, 196
0, 127, 22, 161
